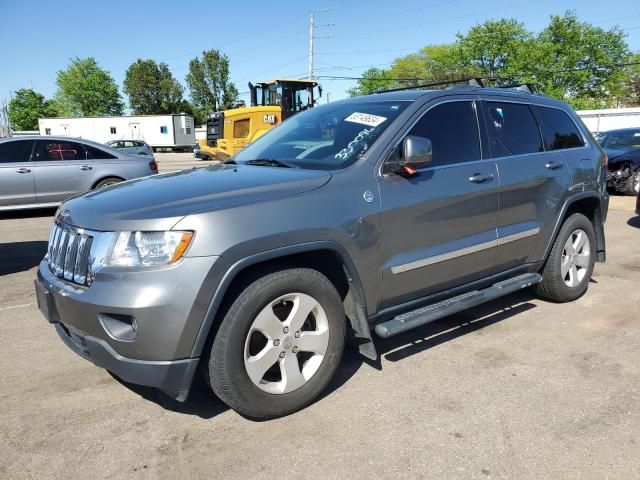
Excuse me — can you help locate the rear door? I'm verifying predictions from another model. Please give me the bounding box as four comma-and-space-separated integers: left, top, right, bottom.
0, 140, 37, 207
480, 99, 572, 271
33, 139, 94, 203
377, 98, 500, 307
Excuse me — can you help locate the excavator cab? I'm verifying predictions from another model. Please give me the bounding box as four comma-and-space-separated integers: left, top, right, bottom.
202, 79, 322, 159
249, 79, 322, 120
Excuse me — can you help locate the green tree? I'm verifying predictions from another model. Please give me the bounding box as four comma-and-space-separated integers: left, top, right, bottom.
347, 68, 393, 96
124, 59, 184, 114
456, 19, 535, 82
8, 89, 49, 130
175, 99, 207, 126
389, 44, 469, 86
186, 49, 238, 113
624, 52, 640, 106
532, 12, 630, 108
55, 57, 124, 116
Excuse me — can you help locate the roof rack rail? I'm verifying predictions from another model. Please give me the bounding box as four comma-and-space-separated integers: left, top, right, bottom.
494, 83, 536, 93
375, 77, 485, 94
373, 77, 538, 95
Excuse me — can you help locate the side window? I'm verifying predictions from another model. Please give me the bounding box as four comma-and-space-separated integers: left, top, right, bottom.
535, 106, 586, 150
484, 102, 543, 157
123, 141, 135, 147
85, 145, 116, 160
160, 126, 168, 134
408, 101, 480, 167
0, 140, 35, 163
39, 141, 87, 161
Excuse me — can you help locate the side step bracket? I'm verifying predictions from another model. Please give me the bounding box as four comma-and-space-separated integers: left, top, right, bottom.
374, 273, 541, 339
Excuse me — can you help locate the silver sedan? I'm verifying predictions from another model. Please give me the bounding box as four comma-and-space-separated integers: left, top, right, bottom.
0, 136, 158, 211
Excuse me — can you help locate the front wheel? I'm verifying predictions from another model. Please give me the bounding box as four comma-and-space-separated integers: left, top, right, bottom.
208, 268, 346, 419
625, 170, 640, 196
535, 213, 596, 302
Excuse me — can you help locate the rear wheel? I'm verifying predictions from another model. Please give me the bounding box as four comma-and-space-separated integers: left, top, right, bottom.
93, 177, 123, 189
535, 213, 596, 302
208, 268, 345, 419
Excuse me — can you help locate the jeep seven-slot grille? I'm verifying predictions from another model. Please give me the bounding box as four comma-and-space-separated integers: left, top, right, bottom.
47, 223, 93, 286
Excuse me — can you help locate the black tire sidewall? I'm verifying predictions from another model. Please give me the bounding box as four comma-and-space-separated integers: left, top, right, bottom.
210, 269, 345, 418
626, 171, 640, 196
546, 214, 596, 301
94, 178, 122, 189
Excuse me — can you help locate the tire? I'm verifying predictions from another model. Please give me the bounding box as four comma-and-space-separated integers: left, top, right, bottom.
93, 177, 123, 189
535, 213, 596, 302
624, 170, 640, 196
208, 268, 346, 419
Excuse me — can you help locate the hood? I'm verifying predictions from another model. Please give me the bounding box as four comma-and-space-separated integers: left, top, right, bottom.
61, 164, 331, 231
604, 147, 640, 166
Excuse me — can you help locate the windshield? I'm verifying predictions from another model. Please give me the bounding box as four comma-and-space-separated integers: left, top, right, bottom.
233, 100, 410, 170
600, 130, 640, 150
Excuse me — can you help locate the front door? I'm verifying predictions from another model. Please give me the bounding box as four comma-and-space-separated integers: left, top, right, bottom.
377, 99, 499, 308
0, 140, 37, 207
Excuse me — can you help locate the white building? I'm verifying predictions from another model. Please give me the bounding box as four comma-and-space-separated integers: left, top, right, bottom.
38, 114, 195, 149
577, 107, 640, 133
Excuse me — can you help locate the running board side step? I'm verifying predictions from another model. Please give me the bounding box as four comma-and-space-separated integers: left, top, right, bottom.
374, 273, 542, 338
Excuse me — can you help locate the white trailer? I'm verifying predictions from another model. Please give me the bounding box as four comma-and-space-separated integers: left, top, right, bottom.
195, 127, 206, 142
38, 114, 196, 150
577, 107, 640, 133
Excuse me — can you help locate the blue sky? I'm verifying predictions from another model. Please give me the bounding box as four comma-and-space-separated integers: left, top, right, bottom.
1, 0, 639, 109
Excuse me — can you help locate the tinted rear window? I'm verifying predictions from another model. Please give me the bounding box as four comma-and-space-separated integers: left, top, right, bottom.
86, 145, 116, 159
0, 140, 34, 163
484, 102, 543, 157
535, 106, 585, 150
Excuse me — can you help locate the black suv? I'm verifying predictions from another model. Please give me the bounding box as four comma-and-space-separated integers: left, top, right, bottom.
36, 86, 608, 419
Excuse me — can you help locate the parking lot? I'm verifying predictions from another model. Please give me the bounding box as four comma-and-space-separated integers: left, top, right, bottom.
0, 153, 638, 480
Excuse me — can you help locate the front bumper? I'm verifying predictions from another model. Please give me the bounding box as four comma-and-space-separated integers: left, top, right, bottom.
52, 320, 198, 401
35, 254, 223, 401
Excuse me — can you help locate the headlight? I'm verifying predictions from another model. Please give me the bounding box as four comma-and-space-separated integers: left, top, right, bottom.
108, 231, 193, 266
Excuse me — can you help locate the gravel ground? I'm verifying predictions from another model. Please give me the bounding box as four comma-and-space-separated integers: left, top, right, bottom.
0, 160, 638, 480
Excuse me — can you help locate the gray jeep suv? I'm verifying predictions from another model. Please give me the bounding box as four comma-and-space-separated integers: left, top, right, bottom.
35, 87, 608, 419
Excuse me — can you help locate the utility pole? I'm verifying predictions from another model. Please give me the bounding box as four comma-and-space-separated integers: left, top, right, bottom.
308, 12, 315, 80
308, 9, 333, 81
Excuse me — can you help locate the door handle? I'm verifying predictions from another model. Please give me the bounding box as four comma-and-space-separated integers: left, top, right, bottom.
468, 173, 494, 183
16, 167, 31, 173
545, 161, 563, 170
80, 165, 93, 171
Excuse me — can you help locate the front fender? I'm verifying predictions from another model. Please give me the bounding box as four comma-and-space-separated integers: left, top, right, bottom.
188, 240, 370, 358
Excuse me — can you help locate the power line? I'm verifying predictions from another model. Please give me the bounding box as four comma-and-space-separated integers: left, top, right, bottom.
315, 60, 640, 82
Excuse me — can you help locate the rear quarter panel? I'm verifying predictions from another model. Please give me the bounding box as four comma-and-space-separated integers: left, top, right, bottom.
91, 155, 154, 185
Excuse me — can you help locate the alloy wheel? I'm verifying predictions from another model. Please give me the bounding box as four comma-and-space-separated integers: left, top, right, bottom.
561, 229, 590, 288
243, 293, 329, 394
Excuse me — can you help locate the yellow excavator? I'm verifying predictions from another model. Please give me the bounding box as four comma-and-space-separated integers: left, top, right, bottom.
198, 79, 321, 159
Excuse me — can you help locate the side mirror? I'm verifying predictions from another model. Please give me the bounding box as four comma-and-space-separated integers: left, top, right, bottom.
400, 135, 432, 173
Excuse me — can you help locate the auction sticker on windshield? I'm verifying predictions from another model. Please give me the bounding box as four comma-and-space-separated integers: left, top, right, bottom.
345, 112, 387, 127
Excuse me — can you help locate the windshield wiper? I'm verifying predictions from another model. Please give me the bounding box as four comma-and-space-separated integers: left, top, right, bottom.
244, 158, 294, 168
